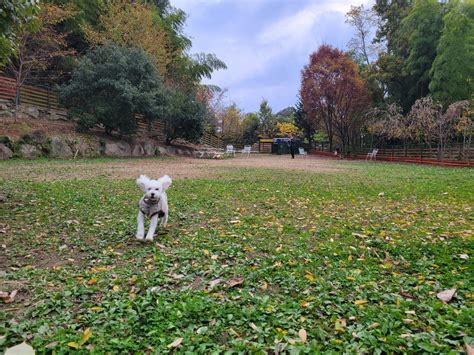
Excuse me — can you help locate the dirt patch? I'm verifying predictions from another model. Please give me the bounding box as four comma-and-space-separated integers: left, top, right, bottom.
0, 155, 349, 182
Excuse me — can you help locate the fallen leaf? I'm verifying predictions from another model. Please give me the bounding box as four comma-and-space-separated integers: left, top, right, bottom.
82, 328, 92, 342
335, 319, 346, 333
369, 322, 380, 329
168, 273, 185, 279
167, 337, 183, 348
250, 323, 258, 331
459, 254, 469, 260
378, 192, 385, 197
1, 290, 18, 303
87, 278, 98, 285
209, 278, 222, 288
67, 342, 80, 349
354, 299, 368, 305
227, 277, 244, 288
437, 288, 456, 302
45, 341, 59, 348
5, 342, 35, 355
352, 233, 368, 238
298, 328, 307, 343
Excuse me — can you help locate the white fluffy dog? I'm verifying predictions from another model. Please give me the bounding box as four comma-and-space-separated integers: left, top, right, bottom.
136, 175, 172, 241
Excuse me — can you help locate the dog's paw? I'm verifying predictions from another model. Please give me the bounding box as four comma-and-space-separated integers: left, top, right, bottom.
145, 236, 154, 242
136, 233, 145, 240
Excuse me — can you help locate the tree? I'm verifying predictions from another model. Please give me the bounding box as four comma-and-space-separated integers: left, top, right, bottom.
6, 3, 75, 109
366, 103, 414, 150
345, 4, 378, 66
401, 0, 444, 106
430, 0, 474, 106
241, 113, 259, 145
84, 1, 173, 77
372, 0, 414, 112
164, 89, 207, 144
300, 45, 371, 153
0, 0, 39, 67
59, 45, 169, 135
276, 122, 301, 137
84, 0, 226, 92
257, 99, 277, 137
294, 98, 316, 144
220, 104, 243, 143
373, 0, 412, 55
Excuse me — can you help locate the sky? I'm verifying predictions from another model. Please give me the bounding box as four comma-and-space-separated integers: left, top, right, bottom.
171, 0, 369, 113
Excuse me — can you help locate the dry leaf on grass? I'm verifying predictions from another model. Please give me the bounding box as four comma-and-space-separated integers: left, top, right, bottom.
227, 277, 244, 288
437, 288, 456, 302
5, 342, 35, 355
298, 328, 307, 343
0, 289, 18, 303
167, 337, 183, 348
208, 278, 222, 288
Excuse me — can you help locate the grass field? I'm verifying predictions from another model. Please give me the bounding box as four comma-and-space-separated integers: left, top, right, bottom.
1, 157, 473, 353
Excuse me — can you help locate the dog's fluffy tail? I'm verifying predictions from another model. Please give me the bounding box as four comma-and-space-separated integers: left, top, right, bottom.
136, 175, 150, 191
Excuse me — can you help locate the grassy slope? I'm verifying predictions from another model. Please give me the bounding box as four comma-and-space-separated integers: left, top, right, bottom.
1, 160, 473, 353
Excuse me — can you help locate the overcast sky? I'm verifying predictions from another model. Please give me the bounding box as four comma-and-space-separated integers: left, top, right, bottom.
172, 0, 369, 113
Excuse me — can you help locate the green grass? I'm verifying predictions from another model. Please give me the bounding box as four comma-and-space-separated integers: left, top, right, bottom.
1, 160, 473, 353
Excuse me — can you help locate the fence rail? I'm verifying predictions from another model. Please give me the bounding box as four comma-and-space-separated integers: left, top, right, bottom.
351, 147, 474, 162
201, 131, 224, 149
0, 75, 65, 115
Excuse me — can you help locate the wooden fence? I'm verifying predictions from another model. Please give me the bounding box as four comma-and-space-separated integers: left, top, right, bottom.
201, 131, 224, 149
135, 114, 166, 143
0, 75, 66, 115
351, 147, 474, 162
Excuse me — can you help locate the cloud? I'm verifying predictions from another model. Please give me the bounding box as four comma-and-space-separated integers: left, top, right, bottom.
171, 0, 372, 112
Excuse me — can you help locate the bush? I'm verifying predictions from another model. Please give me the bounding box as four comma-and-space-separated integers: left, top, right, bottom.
59, 45, 169, 135
164, 90, 207, 144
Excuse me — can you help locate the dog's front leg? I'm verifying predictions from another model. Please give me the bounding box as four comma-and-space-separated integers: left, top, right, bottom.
145, 214, 159, 241
161, 212, 168, 228
136, 211, 145, 240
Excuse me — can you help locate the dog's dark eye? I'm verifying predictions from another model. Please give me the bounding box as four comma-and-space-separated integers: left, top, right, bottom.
147, 188, 151, 190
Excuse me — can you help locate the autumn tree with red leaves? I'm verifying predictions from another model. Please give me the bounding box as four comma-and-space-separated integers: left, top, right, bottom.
300, 45, 370, 153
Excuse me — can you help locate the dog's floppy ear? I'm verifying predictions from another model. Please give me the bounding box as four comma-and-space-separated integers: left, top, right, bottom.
159, 175, 172, 190
136, 175, 150, 192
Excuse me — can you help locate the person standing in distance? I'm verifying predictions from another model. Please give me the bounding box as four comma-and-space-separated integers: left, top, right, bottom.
288, 135, 296, 159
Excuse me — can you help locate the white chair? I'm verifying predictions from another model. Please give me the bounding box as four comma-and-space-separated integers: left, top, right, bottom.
366, 149, 379, 161
298, 147, 307, 157
241, 145, 251, 158
226, 144, 236, 157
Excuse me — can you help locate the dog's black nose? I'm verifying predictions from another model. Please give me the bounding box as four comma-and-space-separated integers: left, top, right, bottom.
151, 193, 155, 197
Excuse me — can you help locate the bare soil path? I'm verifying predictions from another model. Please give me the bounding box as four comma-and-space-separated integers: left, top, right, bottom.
0, 155, 349, 181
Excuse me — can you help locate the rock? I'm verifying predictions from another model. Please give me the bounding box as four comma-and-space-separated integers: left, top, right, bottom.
0, 144, 13, 160
25, 106, 40, 119
0, 110, 13, 117
19, 144, 41, 159
72, 141, 100, 158
50, 137, 73, 158
49, 112, 64, 121
143, 141, 156, 156
132, 144, 145, 156
157, 146, 168, 156
30, 130, 47, 144
104, 141, 131, 157
0, 103, 8, 111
